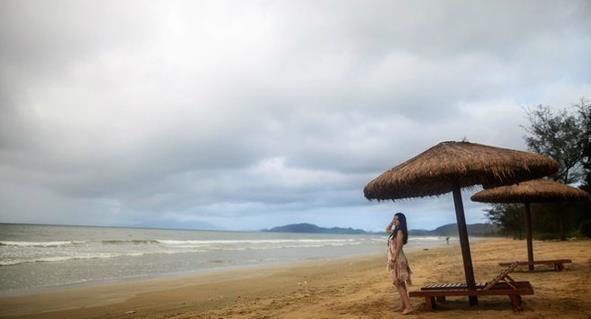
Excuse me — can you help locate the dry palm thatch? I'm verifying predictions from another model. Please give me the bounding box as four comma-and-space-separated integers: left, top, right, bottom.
364, 141, 559, 200
471, 179, 591, 203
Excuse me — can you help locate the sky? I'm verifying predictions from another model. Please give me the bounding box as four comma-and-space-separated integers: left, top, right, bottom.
1, 1, 590, 232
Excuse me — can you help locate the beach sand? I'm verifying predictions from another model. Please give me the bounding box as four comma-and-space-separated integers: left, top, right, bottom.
1, 238, 589, 318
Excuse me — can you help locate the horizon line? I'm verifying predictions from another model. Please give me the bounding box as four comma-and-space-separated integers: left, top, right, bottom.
0, 221, 493, 233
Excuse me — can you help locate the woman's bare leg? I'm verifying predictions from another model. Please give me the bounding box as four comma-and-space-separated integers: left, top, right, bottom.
398, 283, 413, 314
392, 282, 404, 311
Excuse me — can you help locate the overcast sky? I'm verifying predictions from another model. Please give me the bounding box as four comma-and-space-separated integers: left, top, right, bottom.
1, 1, 590, 232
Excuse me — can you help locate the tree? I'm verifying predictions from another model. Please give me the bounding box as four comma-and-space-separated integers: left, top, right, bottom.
487, 98, 590, 241
521, 97, 590, 240
576, 98, 591, 192
485, 203, 525, 239
523, 103, 585, 184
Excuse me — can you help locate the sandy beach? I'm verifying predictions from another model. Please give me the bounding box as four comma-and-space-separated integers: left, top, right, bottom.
1, 238, 589, 319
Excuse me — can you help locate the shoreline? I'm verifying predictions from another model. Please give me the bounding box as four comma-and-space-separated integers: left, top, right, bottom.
1, 237, 589, 318
0, 234, 461, 297
0, 250, 390, 318
0, 250, 386, 299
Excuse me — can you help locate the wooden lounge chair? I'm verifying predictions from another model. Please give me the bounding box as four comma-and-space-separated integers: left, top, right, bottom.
499, 259, 572, 271
409, 262, 534, 312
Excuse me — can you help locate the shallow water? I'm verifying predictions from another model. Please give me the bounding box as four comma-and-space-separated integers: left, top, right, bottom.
0, 223, 454, 294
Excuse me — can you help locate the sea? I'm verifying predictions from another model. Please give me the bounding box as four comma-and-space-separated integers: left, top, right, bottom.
0, 223, 455, 295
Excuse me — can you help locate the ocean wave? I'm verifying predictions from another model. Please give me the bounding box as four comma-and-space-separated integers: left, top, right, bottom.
157, 238, 357, 246
0, 252, 146, 266
1, 238, 364, 248
276, 242, 363, 249
213, 241, 364, 251
101, 240, 160, 245
0, 241, 86, 247
411, 236, 450, 241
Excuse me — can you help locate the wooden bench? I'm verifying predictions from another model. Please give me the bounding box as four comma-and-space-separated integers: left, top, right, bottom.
499, 259, 572, 271
409, 262, 534, 312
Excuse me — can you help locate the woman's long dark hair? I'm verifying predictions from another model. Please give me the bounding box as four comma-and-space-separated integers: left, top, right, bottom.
388, 212, 408, 245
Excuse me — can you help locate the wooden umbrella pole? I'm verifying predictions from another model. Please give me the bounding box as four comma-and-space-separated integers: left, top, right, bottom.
525, 202, 534, 271
452, 187, 478, 306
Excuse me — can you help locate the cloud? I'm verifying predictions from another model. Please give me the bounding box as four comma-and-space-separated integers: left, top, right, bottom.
0, 0, 590, 230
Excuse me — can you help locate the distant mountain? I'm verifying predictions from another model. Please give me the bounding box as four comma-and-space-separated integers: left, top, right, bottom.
409, 223, 499, 237
262, 222, 498, 236
261, 223, 370, 234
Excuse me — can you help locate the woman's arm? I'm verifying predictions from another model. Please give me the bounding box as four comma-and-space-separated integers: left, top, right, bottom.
393, 230, 403, 260
385, 218, 395, 233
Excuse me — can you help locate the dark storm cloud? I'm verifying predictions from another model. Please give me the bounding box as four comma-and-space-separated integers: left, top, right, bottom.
0, 0, 590, 229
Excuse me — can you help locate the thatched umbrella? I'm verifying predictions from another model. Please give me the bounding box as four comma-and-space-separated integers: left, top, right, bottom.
364, 141, 559, 305
471, 179, 591, 270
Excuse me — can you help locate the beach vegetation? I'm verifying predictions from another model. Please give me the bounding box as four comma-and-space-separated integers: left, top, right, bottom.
580, 220, 591, 238
486, 98, 591, 240
484, 204, 525, 239
523, 97, 589, 184
577, 98, 591, 193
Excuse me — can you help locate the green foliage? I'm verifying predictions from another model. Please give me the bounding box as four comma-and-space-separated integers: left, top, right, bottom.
534, 232, 560, 240
485, 98, 591, 240
576, 98, 591, 192
523, 101, 587, 184
580, 220, 591, 238
530, 201, 590, 238
485, 203, 525, 239
523, 98, 590, 240
485, 201, 590, 240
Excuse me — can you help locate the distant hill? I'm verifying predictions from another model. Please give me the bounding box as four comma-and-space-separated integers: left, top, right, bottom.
261, 223, 369, 234
261, 222, 499, 236
409, 223, 498, 237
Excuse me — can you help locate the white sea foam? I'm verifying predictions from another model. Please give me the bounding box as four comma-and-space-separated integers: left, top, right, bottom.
0, 236, 386, 268
0, 238, 362, 248
0, 252, 147, 266
101, 240, 160, 245
0, 241, 86, 247
157, 238, 357, 245
412, 236, 447, 241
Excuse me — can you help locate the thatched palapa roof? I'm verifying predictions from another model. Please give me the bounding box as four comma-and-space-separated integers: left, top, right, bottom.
364, 141, 559, 200
471, 179, 591, 203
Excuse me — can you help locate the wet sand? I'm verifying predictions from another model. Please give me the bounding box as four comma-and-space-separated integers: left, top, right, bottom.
1, 238, 589, 318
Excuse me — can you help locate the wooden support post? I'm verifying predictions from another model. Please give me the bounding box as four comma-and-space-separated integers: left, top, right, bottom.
452, 187, 478, 306
424, 297, 434, 310
509, 295, 523, 312
525, 202, 534, 271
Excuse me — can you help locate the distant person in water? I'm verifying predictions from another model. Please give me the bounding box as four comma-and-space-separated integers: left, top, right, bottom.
446, 236, 450, 245
386, 212, 413, 315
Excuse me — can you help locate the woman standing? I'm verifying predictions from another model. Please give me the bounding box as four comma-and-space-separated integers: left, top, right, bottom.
386, 212, 413, 315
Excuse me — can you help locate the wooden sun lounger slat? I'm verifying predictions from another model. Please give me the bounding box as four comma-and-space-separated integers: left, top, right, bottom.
483, 262, 519, 290
421, 282, 486, 290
